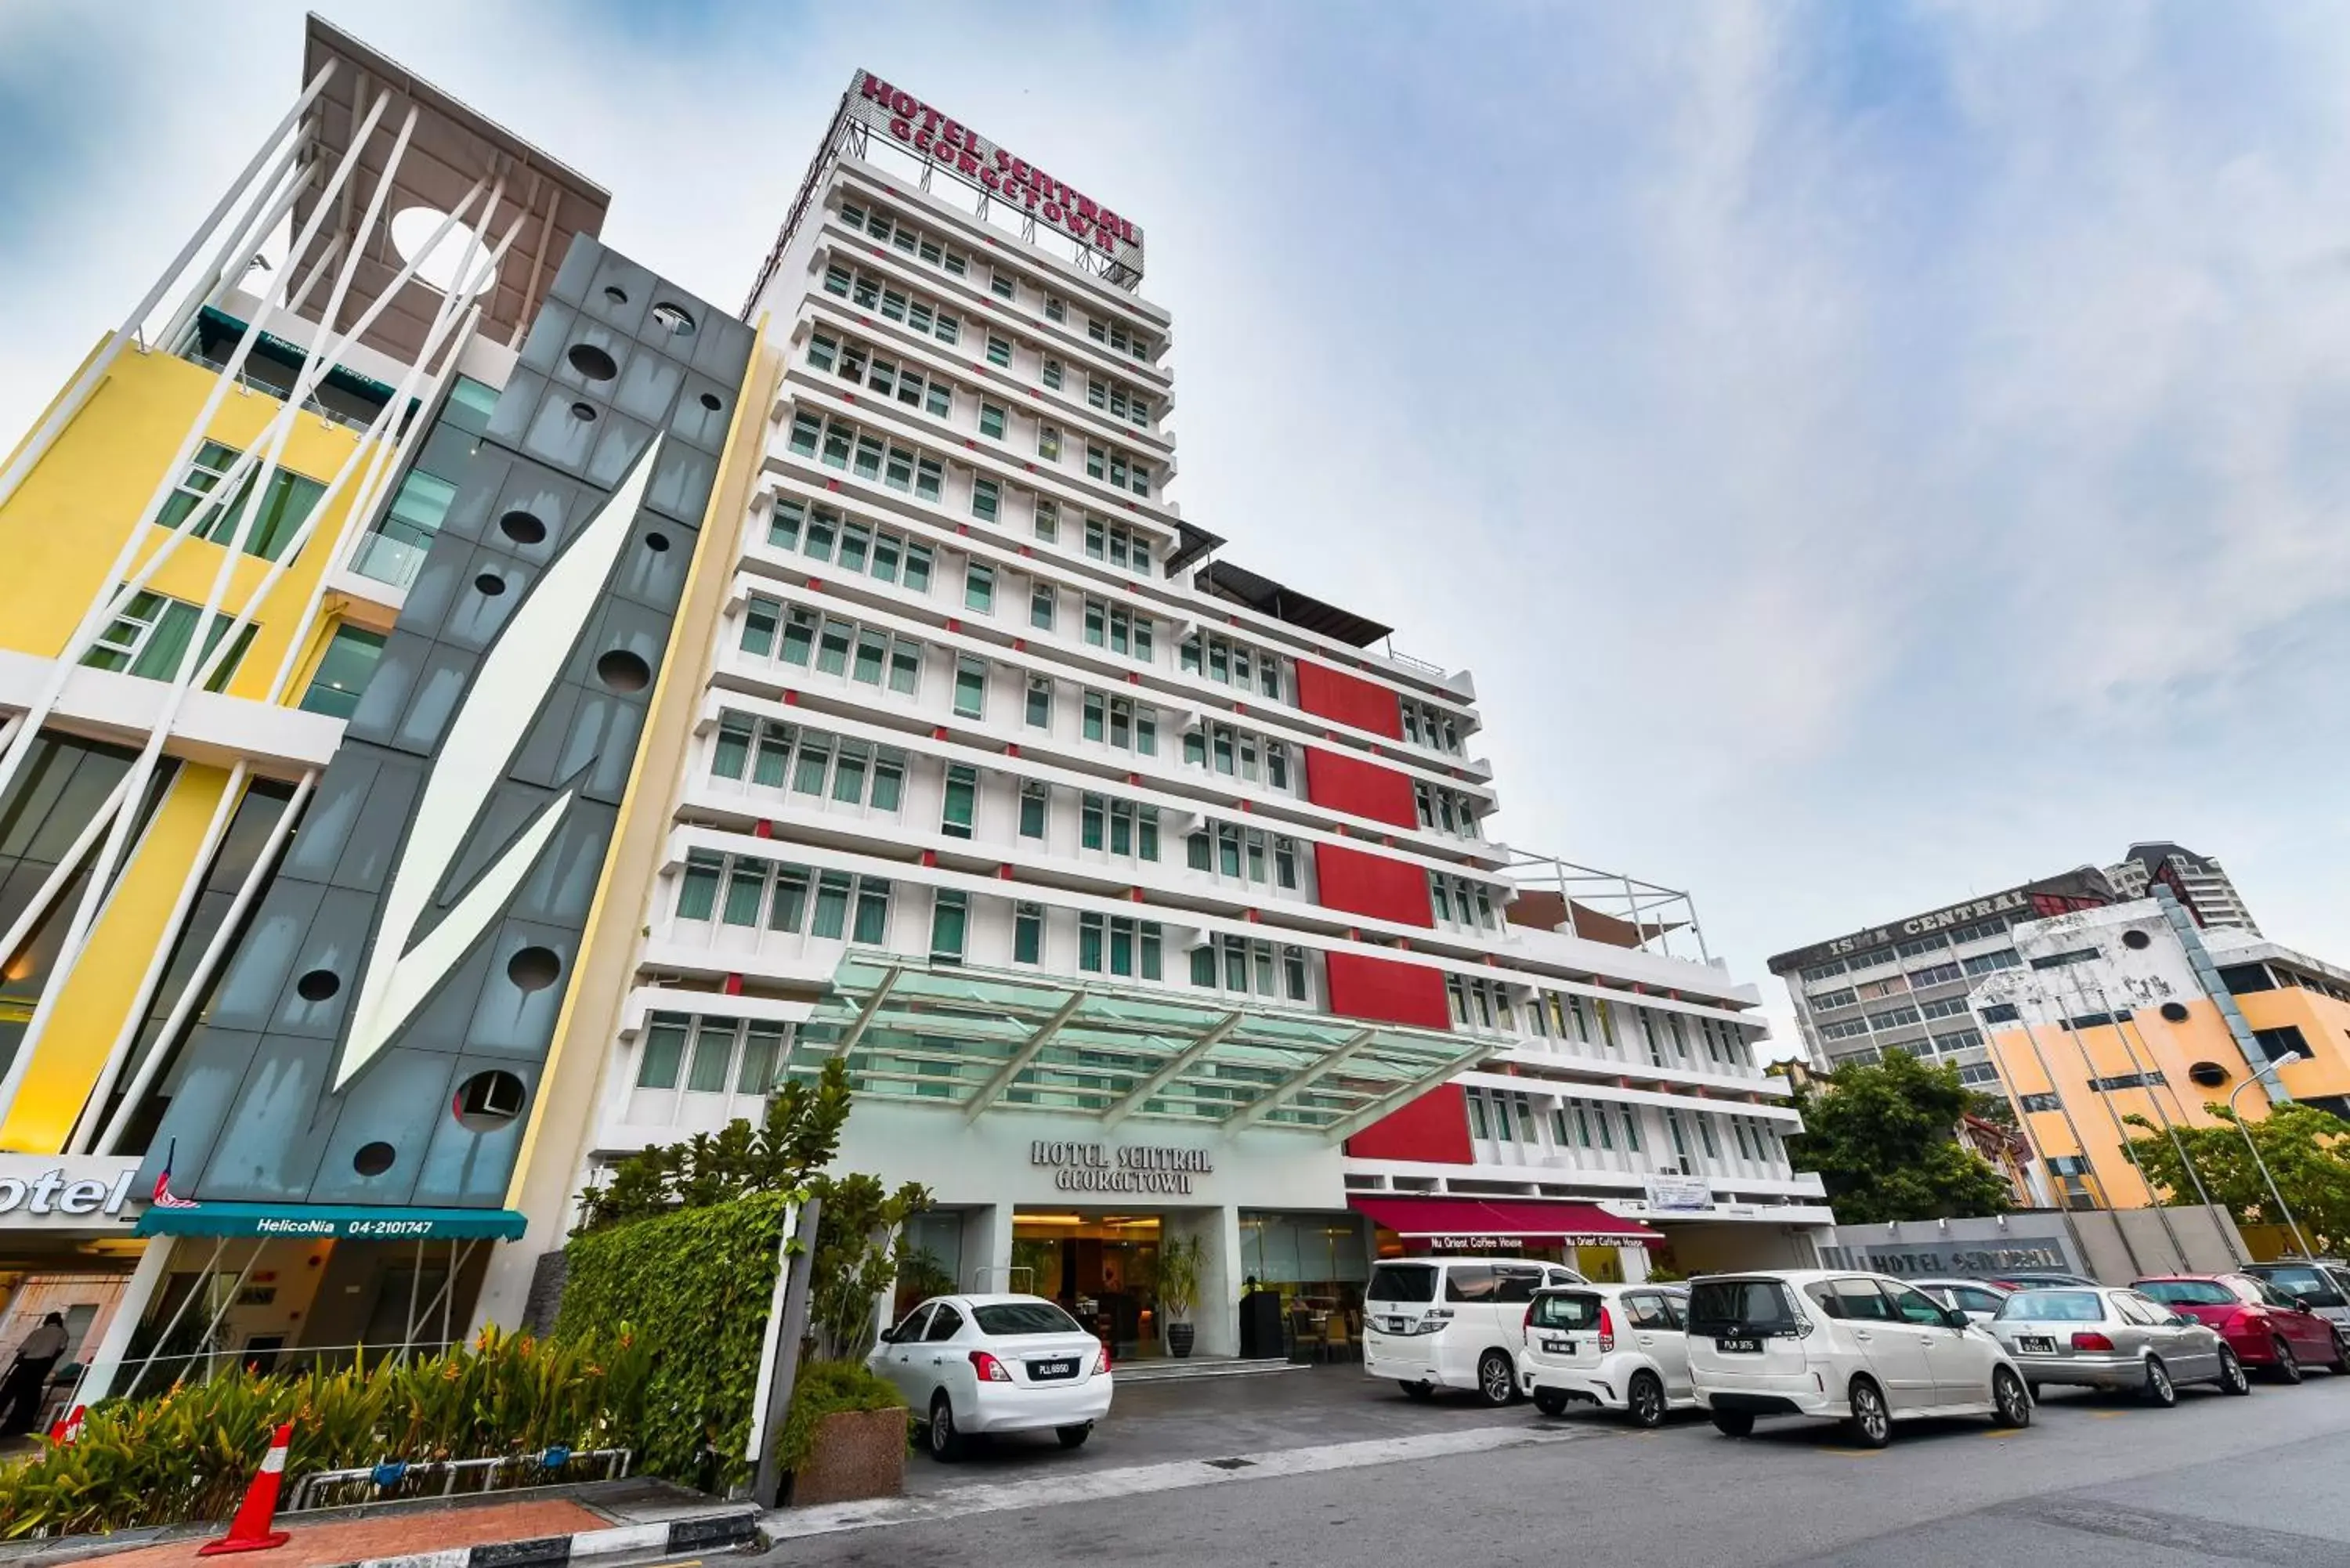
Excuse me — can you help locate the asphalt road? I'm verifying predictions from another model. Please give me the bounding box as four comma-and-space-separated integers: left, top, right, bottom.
759, 1364, 2350, 1566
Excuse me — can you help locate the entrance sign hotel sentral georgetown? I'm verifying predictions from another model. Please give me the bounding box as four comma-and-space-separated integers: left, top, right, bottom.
1031, 1142, 1214, 1194
848, 71, 1143, 266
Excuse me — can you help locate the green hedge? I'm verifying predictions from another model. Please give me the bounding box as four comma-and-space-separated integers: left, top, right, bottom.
556, 1188, 796, 1486
775, 1360, 905, 1473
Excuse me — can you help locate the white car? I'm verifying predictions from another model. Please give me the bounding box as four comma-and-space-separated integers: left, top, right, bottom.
1362, 1257, 1587, 1406
1518, 1283, 1697, 1427
1685, 1270, 2033, 1447
870, 1293, 1112, 1460
1910, 1277, 2016, 1325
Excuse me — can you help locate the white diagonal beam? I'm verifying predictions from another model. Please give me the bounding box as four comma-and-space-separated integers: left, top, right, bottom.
823, 964, 902, 1058
965, 990, 1086, 1122
1101, 1012, 1245, 1130
1225, 1028, 1379, 1134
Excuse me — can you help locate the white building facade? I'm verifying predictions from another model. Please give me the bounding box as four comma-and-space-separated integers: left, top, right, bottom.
496, 72, 1828, 1356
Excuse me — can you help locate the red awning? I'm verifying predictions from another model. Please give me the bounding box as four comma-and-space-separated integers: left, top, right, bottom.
1350, 1195, 1663, 1248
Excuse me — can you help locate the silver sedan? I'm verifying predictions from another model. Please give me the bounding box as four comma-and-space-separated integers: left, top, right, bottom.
1987, 1287, 2251, 1406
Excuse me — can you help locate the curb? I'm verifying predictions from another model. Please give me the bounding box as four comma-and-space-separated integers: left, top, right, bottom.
318, 1508, 761, 1568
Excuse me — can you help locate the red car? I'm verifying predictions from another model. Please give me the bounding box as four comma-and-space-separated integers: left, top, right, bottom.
2136, 1274, 2349, 1383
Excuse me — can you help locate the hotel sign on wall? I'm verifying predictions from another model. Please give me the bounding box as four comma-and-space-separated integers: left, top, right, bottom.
1031, 1142, 1212, 1194
848, 71, 1144, 271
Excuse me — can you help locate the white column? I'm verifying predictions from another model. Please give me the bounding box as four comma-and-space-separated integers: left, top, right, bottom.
1618, 1243, 1652, 1284
1164, 1205, 1241, 1357
960, 1205, 1014, 1294
70, 1238, 172, 1407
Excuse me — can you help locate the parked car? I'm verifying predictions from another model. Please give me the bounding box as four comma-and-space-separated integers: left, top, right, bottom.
1685, 1270, 2032, 1447
1988, 1270, 2101, 1290
2240, 1261, 2350, 1331
1910, 1278, 2015, 1324
1362, 1257, 1586, 1406
1986, 1286, 2249, 1404
2135, 1274, 2350, 1383
1518, 1283, 1697, 1427
871, 1294, 1112, 1460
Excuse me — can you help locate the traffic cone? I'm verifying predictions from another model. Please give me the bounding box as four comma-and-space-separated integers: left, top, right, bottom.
45, 1405, 84, 1446
199, 1422, 294, 1555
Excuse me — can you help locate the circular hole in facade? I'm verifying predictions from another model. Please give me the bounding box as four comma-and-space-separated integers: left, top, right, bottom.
645, 531, 671, 553
569, 400, 598, 422
454, 1070, 529, 1133
2189, 1060, 2232, 1087
602, 284, 628, 305
651, 301, 697, 337
2160, 1001, 2192, 1023
2123, 928, 2152, 950
352, 1141, 396, 1177
566, 342, 619, 381
508, 945, 562, 992
596, 649, 651, 692
475, 573, 506, 597
699, 392, 722, 413
295, 968, 340, 1003
387, 207, 488, 294
499, 510, 547, 545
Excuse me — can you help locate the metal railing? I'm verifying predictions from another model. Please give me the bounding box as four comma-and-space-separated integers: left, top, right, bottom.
1502, 850, 1711, 964
345, 527, 427, 589
180, 346, 380, 435
287, 1447, 632, 1512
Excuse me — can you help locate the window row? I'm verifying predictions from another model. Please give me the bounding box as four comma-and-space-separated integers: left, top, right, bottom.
1430, 872, 1501, 933
1189, 934, 1312, 1003
674, 850, 893, 943
710, 713, 909, 813
1180, 630, 1287, 701
1083, 439, 1152, 498
1182, 720, 1295, 791
636, 1013, 797, 1095
1414, 782, 1484, 840
805, 331, 956, 417
837, 198, 973, 281
159, 440, 327, 564
739, 596, 925, 695
1184, 821, 1303, 891
786, 410, 945, 500
768, 496, 937, 590
1448, 974, 1512, 1031
85, 588, 255, 692
820, 263, 964, 346
1086, 372, 1154, 430
1398, 695, 1465, 756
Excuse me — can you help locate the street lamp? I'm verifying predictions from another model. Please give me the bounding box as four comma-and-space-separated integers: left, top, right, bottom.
2228, 1053, 2316, 1259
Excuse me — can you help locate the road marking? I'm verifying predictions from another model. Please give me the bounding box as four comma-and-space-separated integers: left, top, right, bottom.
1817, 1449, 1884, 1458
2089, 1411, 2128, 1419
764, 1422, 1600, 1539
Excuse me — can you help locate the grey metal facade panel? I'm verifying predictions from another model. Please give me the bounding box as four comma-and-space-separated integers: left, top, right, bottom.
139, 236, 752, 1210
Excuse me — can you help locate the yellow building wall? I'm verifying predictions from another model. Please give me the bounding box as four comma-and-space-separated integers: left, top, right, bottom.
0, 340, 389, 1152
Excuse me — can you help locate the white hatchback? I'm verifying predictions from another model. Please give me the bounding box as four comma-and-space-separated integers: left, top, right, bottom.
870, 1294, 1112, 1460
1685, 1270, 2033, 1447
1519, 1284, 1697, 1427
1362, 1257, 1587, 1406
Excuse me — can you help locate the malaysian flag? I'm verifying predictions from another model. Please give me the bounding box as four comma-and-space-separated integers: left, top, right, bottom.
150, 1139, 198, 1209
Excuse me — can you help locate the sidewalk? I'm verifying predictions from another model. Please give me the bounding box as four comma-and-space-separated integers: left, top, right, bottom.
69, 1499, 610, 1568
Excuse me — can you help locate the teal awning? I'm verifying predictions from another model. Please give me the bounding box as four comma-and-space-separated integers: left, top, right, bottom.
135, 1203, 526, 1241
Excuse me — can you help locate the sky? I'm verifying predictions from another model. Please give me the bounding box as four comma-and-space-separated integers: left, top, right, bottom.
7, 1, 2350, 1057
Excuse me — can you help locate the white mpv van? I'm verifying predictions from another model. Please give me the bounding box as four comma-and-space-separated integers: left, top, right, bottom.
1685, 1270, 2034, 1447
1362, 1257, 1586, 1406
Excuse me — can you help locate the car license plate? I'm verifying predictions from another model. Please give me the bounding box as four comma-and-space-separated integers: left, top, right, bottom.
1029, 1359, 1077, 1380
1386, 1316, 1408, 1333
1716, 1337, 1762, 1354
1542, 1337, 1574, 1354
2016, 1336, 2056, 1354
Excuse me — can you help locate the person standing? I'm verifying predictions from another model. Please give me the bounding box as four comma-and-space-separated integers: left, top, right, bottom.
0, 1314, 70, 1434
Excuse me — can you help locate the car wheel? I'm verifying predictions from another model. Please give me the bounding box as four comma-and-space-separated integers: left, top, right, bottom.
1710, 1409, 1755, 1438
927, 1392, 964, 1461
2330, 1330, 2350, 1374
1476, 1349, 1517, 1407
1055, 1424, 1092, 1450
1532, 1389, 1569, 1418
2218, 1346, 2251, 1396
1846, 1378, 1891, 1448
2142, 1357, 2176, 1408
1990, 1367, 2031, 1428
1626, 1371, 1667, 1430
2274, 1338, 2304, 1385
1399, 1381, 1435, 1402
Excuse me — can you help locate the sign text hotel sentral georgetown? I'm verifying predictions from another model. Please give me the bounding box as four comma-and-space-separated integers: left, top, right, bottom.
470, 65, 1832, 1359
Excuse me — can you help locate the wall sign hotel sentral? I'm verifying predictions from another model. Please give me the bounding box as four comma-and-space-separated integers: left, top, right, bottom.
1030, 1141, 1212, 1194
852, 72, 1143, 264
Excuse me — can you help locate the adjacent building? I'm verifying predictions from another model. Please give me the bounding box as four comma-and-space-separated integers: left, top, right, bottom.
2105, 842, 2259, 935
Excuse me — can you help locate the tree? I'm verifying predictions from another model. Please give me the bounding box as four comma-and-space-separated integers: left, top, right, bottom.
1781, 1050, 2016, 1223
2123, 1102, 2350, 1253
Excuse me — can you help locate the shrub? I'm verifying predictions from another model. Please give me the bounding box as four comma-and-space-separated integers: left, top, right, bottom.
774, 1360, 904, 1474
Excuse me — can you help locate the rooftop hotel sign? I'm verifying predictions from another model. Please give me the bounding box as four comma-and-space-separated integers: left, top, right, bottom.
849, 72, 1144, 270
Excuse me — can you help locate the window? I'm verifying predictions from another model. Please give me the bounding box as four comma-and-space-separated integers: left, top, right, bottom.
1085, 313, 1155, 363
1908, 962, 1964, 988
1014, 902, 1043, 964
990, 269, 1015, 302
929, 890, 968, 963
1801, 960, 1849, 984
835, 205, 968, 286
941, 764, 978, 839
1964, 949, 2021, 976
953, 656, 988, 719
1867, 1006, 1922, 1031
1412, 782, 1483, 838
1042, 357, 1064, 391
1081, 691, 1157, 754
986, 335, 1012, 368
1025, 675, 1053, 728
979, 402, 1007, 439
1078, 793, 1159, 862
1896, 934, 1949, 959
1429, 872, 1499, 932
298, 624, 385, 719
965, 560, 996, 612
1180, 631, 1285, 700
1037, 424, 1061, 461
83, 590, 255, 692
1446, 974, 1511, 1031
710, 715, 910, 813
1398, 697, 1465, 755
1918, 995, 1972, 1021
1018, 781, 1048, 839
768, 498, 932, 593
2254, 1024, 2309, 1062
1810, 988, 1859, 1012
971, 477, 1000, 523
1034, 499, 1059, 543
2019, 1092, 2061, 1113
157, 441, 326, 564
1819, 1018, 1872, 1042
1185, 721, 1288, 789
1079, 913, 1162, 980
1082, 516, 1153, 573
1084, 442, 1150, 497
1045, 295, 1065, 322
2031, 947, 2102, 970
1086, 374, 1153, 430
1083, 598, 1152, 663
1192, 933, 1307, 1002
1029, 582, 1056, 630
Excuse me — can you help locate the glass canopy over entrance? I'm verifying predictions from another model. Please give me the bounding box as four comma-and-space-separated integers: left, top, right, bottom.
790, 956, 1495, 1140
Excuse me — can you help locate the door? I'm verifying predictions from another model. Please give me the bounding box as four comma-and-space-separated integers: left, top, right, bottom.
877, 1303, 933, 1403
1834, 1279, 1932, 1410
1491, 1266, 1546, 1353
1622, 1290, 1692, 1398
919, 1302, 970, 1412
2255, 1281, 2337, 1361
2120, 1292, 2214, 1382
1882, 1280, 1986, 1407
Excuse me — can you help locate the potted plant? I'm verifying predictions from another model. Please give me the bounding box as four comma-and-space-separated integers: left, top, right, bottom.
1158, 1234, 1202, 1358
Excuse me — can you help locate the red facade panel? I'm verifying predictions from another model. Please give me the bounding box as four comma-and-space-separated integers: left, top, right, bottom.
1343, 1085, 1473, 1165
1314, 843, 1433, 927
1303, 746, 1418, 830
1294, 660, 1404, 739
1324, 949, 1451, 1027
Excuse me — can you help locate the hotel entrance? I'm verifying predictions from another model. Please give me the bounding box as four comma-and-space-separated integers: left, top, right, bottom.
1011, 1211, 1164, 1360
